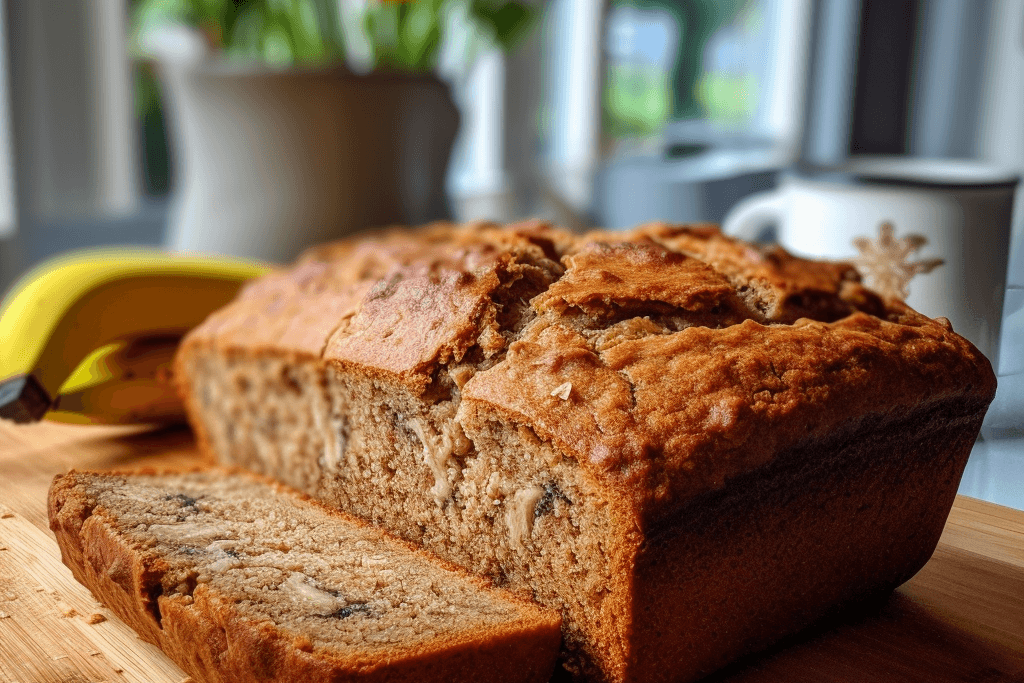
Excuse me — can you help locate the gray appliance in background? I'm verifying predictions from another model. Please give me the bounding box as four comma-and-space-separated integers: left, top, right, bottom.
801, 0, 992, 163
595, 139, 780, 229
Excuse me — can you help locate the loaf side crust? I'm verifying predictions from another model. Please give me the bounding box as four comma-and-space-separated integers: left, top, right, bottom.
626, 391, 984, 681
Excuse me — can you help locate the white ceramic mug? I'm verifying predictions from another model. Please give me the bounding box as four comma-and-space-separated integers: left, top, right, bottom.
722, 156, 1019, 365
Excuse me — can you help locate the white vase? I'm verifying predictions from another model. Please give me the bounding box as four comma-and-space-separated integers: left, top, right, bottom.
159, 64, 459, 263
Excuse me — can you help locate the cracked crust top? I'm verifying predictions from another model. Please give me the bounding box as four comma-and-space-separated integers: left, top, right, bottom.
181, 221, 996, 525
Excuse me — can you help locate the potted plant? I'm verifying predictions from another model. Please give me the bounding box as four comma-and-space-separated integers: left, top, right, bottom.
132, 0, 535, 263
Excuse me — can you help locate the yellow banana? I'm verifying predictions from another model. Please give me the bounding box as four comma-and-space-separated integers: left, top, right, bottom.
0, 248, 272, 423
49, 334, 186, 425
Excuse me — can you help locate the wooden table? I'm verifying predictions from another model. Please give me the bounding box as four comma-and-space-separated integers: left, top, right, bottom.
1, 421, 1023, 683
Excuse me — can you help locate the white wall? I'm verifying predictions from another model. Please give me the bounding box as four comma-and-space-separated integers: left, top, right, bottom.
977, 0, 1024, 288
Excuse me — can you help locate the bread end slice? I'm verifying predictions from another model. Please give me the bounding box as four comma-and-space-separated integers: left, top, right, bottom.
48, 468, 562, 683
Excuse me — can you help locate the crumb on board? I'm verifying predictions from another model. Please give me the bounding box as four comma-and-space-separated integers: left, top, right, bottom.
87, 613, 107, 624
551, 382, 572, 400
1, 512, 14, 519
0, 611, 9, 619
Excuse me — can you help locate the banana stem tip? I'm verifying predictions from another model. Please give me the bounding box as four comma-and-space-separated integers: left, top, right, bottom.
0, 374, 53, 423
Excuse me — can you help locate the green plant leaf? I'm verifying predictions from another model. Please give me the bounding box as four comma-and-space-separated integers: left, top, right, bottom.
262, 19, 295, 65
131, 0, 191, 51
308, 0, 345, 59
288, 0, 325, 62
266, 0, 292, 14
469, 0, 536, 52
132, 0, 532, 69
365, 1, 402, 69
398, 0, 442, 71
226, 3, 267, 60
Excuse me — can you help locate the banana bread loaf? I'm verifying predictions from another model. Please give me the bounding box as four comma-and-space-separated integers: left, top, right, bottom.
175, 221, 996, 682
48, 468, 562, 683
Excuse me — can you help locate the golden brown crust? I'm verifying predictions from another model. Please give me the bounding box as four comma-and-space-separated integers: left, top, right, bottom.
532, 239, 747, 323
178, 221, 996, 527
621, 222, 883, 321
465, 308, 992, 526
48, 469, 562, 683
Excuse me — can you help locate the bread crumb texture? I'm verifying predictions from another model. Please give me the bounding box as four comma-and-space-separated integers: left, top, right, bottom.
48, 470, 560, 682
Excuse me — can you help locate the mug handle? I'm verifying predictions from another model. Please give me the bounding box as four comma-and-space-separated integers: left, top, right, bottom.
722, 189, 786, 242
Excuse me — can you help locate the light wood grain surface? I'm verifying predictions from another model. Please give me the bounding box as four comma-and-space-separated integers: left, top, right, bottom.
1, 421, 1022, 683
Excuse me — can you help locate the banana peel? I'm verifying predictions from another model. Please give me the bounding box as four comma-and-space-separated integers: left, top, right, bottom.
0, 248, 272, 424
49, 335, 185, 425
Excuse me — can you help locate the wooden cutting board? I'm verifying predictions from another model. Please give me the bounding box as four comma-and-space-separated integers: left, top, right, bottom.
1, 421, 1023, 683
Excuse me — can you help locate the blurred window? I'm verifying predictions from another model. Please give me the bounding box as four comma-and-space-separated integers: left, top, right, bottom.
601, 0, 809, 155
0, 1, 170, 290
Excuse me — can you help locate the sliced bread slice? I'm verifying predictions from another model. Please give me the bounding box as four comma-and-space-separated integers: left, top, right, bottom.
48, 469, 561, 683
